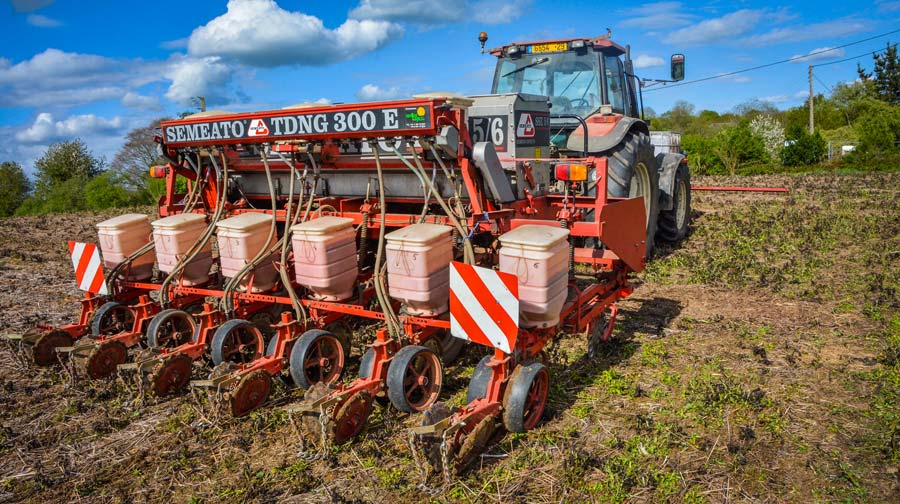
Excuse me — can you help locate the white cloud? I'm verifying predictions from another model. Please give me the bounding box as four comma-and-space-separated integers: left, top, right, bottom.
740, 17, 869, 47
164, 56, 234, 106
877, 1, 900, 12
187, 0, 402, 67
160, 37, 188, 50
0, 49, 160, 108
349, 0, 529, 25
471, 0, 530, 24
633, 54, 664, 69
664, 9, 763, 46
11, 0, 53, 12
15, 112, 123, 144
759, 95, 789, 104
620, 2, 694, 30
356, 83, 406, 101
790, 47, 847, 63
26, 13, 62, 27
350, 0, 467, 23
121, 92, 161, 110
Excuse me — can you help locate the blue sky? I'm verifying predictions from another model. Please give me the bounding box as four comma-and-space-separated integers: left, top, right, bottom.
1, 0, 898, 175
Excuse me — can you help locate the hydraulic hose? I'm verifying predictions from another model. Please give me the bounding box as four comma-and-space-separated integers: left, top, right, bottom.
370, 141, 401, 338
159, 151, 229, 309
221, 148, 279, 316
392, 143, 475, 264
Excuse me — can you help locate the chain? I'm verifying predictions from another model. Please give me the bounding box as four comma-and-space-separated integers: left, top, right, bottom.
408, 430, 444, 496
440, 429, 454, 485
407, 430, 428, 479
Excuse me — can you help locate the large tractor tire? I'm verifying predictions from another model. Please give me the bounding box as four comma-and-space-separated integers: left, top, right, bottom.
601, 131, 660, 257
657, 161, 691, 242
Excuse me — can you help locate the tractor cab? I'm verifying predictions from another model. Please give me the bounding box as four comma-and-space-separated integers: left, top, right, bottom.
489, 37, 636, 119
483, 33, 684, 153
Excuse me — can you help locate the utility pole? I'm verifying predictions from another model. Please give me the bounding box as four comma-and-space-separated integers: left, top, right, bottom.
808, 65, 814, 134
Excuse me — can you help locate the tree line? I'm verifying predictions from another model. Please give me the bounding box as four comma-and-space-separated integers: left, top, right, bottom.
0, 121, 170, 217
649, 42, 900, 175
0, 44, 897, 217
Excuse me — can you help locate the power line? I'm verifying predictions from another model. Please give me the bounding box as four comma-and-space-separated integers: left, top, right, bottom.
813, 73, 833, 93
812, 46, 892, 67
644, 27, 900, 92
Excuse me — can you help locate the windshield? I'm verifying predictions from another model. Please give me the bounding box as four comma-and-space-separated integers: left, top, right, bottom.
491, 51, 601, 117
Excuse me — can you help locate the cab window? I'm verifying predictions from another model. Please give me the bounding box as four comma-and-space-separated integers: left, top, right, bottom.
603, 54, 626, 114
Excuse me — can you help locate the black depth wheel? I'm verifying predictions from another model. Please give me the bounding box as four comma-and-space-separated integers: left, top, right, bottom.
90, 302, 135, 337
502, 362, 549, 433
289, 329, 345, 389
146, 309, 197, 349
387, 345, 443, 413
210, 319, 264, 366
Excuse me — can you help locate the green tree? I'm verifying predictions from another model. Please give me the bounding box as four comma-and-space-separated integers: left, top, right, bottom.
858, 42, 900, 104
85, 172, 139, 210
33, 139, 103, 197
781, 125, 827, 166
713, 122, 767, 175
110, 118, 169, 198
0, 161, 31, 216
852, 99, 900, 159
681, 135, 723, 175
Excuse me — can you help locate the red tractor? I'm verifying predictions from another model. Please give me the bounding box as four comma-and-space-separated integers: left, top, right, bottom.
407, 32, 692, 480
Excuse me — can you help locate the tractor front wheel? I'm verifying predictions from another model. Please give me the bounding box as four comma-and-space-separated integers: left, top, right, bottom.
657, 161, 691, 242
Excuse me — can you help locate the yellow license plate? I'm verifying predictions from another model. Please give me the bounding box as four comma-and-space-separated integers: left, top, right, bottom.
531, 42, 568, 53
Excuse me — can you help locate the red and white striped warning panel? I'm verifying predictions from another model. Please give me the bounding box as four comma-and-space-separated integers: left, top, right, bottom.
449, 261, 519, 353
67, 241, 108, 295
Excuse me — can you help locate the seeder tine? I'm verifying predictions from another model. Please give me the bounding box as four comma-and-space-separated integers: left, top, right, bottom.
1, 333, 24, 341
55, 346, 76, 353
190, 379, 216, 388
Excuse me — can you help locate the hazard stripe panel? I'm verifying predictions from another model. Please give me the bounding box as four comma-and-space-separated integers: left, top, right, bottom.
68, 241, 108, 295
449, 262, 519, 354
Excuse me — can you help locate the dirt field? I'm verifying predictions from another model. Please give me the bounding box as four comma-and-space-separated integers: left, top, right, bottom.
1, 172, 898, 503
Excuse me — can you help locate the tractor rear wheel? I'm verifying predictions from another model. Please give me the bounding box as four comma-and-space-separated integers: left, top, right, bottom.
601, 131, 660, 257
656, 161, 691, 242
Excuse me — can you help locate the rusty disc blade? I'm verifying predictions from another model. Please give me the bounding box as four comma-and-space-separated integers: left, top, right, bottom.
229, 370, 272, 417
148, 354, 193, 397
31, 330, 73, 367
454, 414, 496, 475
331, 390, 374, 444
85, 341, 127, 379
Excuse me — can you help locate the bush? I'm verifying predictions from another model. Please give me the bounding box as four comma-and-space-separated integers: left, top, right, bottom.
782, 126, 826, 166
0, 161, 30, 217
713, 122, 767, 175
85, 172, 140, 210
682, 135, 724, 175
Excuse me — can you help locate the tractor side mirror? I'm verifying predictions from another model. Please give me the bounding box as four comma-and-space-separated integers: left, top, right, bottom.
671, 54, 685, 81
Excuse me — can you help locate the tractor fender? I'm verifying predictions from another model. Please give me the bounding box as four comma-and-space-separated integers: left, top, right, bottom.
656, 152, 687, 212
566, 115, 650, 154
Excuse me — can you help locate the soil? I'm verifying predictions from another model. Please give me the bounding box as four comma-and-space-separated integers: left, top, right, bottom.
0, 174, 897, 503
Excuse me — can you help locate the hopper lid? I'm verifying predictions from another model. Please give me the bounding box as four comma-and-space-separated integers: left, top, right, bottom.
96, 213, 150, 230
